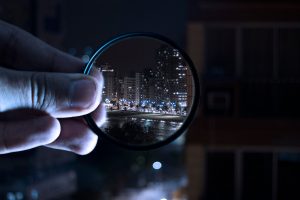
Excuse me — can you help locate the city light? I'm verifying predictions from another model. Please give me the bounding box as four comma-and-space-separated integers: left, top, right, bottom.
30, 189, 39, 200
152, 161, 162, 170
99, 45, 191, 116
81, 54, 90, 63
6, 192, 24, 200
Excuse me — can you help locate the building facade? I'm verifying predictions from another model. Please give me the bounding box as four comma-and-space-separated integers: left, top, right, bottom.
186, 0, 300, 199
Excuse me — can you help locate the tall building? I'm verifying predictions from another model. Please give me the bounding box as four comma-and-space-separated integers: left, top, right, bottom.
172, 53, 189, 109
154, 45, 189, 109
135, 73, 141, 104
101, 64, 117, 102
123, 76, 136, 104
116, 78, 124, 101
186, 0, 300, 199
140, 68, 156, 105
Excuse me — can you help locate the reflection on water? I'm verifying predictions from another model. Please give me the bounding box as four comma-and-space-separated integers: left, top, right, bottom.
101, 111, 184, 145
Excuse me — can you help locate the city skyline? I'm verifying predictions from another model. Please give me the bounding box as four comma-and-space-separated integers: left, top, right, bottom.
96, 44, 192, 115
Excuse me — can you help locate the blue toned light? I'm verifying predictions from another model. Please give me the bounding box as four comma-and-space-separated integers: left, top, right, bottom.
16, 192, 23, 200
6, 192, 15, 200
152, 161, 162, 170
81, 55, 90, 63
31, 189, 39, 200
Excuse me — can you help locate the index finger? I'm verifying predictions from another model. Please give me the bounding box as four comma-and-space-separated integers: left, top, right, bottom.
0, 20, 84, 73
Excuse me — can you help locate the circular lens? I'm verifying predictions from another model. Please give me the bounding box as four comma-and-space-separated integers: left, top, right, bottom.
84, 33, 199, 150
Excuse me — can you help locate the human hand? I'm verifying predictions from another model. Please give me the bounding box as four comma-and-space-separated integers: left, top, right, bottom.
0, 20, 106, 155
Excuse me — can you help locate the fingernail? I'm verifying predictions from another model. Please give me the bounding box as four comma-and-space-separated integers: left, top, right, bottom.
69, 78, 97, 109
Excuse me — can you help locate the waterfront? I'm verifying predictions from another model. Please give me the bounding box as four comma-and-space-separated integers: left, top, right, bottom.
101, 111, 184, 144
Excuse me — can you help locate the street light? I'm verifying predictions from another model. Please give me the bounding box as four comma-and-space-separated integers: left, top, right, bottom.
152, 161, 162, 170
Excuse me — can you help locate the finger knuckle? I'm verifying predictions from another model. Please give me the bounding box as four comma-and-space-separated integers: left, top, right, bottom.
30, 73, 54, 111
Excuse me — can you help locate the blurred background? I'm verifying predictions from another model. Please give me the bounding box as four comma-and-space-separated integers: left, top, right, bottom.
1, 0, 300, 200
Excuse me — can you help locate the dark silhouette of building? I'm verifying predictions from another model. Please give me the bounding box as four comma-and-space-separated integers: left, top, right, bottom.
140, 68, 156, 105
186, 0, 300, 199
101, 63, 117, 101
154, 45, 189, 106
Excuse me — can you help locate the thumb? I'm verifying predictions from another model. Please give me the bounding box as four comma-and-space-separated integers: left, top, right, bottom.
0, 67, 101, 118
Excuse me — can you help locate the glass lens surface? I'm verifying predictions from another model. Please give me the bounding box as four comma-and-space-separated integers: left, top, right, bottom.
87, 36, 196, 147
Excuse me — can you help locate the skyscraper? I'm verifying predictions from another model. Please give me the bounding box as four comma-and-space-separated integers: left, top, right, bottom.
140, 68, 156, 105
135, 73, 141, 104
123, 76, 136, 104
154, 45, 189, 109
101, 63, 116, 102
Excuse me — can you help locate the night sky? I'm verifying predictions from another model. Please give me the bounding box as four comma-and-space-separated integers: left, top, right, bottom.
96, 37, 163, 75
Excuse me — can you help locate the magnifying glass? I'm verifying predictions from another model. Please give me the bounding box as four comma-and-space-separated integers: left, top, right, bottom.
83, 33, 199, 151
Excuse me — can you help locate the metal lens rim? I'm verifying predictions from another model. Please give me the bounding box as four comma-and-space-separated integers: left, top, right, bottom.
84, 32, 200, 151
